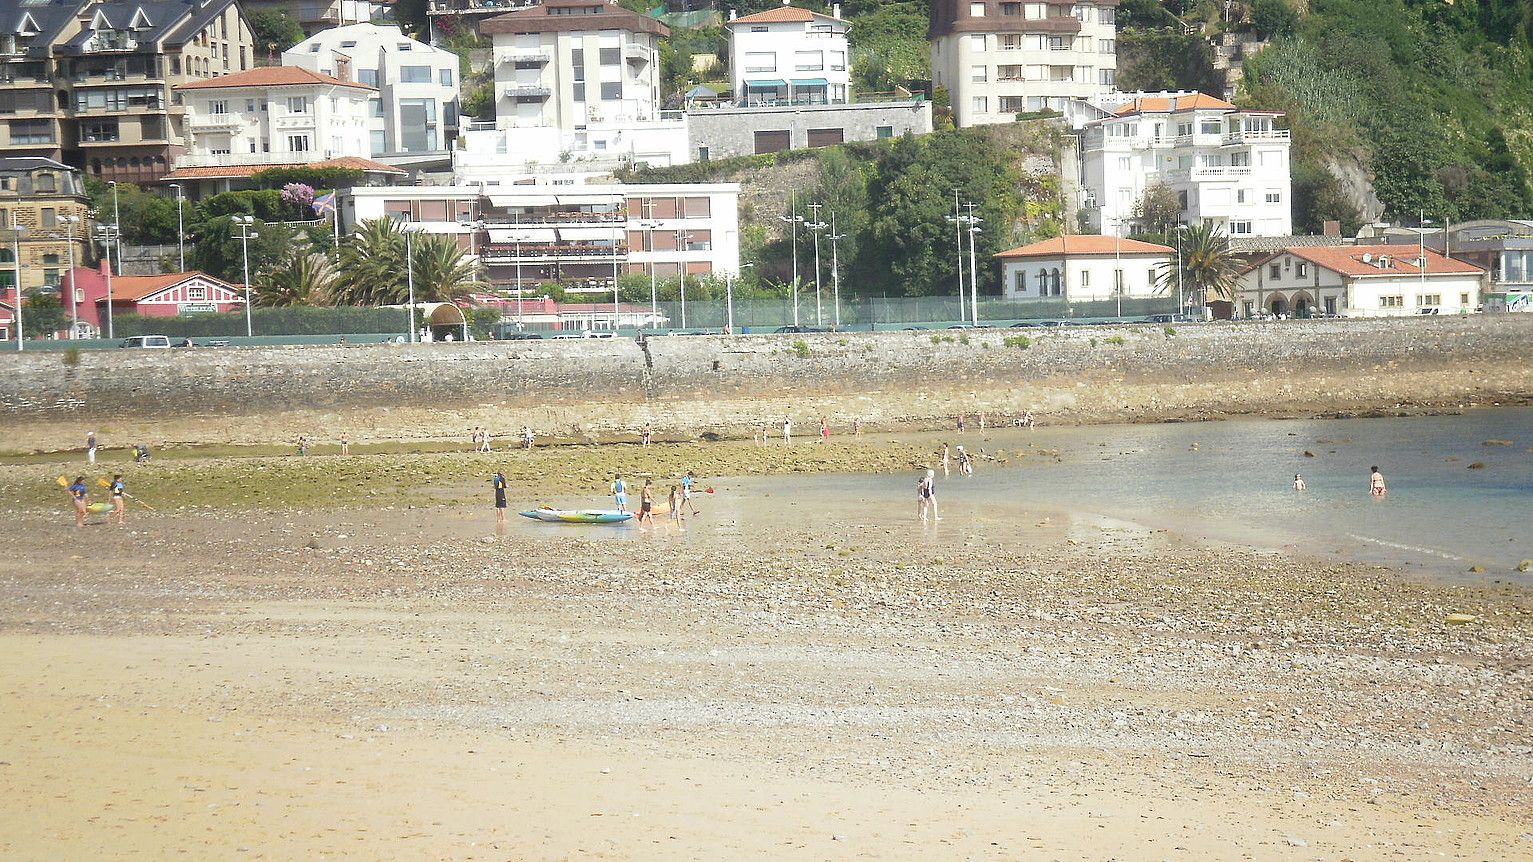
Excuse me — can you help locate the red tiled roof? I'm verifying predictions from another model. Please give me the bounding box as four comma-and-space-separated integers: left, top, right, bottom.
176, 66, 375, 91
994, 235, 1175, 259
1111, 93, 1237, 116
1260, 245, 1484, 278
161, 156, 408, 181
103, 271, 238, 303
730, 6, 817, 24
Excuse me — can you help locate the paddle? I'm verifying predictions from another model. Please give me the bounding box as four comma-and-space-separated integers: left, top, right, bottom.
95, 477, 156, 510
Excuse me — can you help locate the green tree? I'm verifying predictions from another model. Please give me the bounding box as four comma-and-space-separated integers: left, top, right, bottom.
85, 179, 180, 245
815, 147, 870, 275
255, 248, 335, 307
461, 81, 495, 121
409, 233, 483, 302
247, 9, 304, 57
22, 292, 65, 338
1158, 222, 1241, 315
189, 217, 296, 286
1130, 182, 1181, 236
1249, 0, 1300, 40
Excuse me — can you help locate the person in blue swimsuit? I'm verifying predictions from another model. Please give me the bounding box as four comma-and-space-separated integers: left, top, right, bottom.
67, 476, 88, 529
611, 473, 628, 513
680, 471, 699, 516
110, 474, 126, 526
492, 471, 508, 524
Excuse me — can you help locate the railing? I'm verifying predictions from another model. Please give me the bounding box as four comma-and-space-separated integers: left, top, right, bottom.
428, 0, 534, 12
1222, 128, 1291, 144
484, 212, 626, 224
624, 45, 651, 64
175, 151, 327, 168
506, 86, 551, 99
500, 50, 550, 65
186, 113, 244, 130
482, 243, 627, 262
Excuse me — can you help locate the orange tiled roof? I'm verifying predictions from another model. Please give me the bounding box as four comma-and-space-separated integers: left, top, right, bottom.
176, 66, 375, 91
107, 271, 237, 302
161, 156, 408, 181
1111, 93, 1237, 116
1262, 245, 1485, 278
730, 6, 819, 24
994, 235, 1175, 259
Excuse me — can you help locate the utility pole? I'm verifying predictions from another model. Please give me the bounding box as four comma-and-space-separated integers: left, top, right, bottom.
806, 203, 826, 326
964, 201, 981, 326
827, 211, 845, 330
777, 193, 802, 326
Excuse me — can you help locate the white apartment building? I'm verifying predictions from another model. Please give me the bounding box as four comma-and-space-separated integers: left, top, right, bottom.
930, 0, 1117, 128
995, 235, 1172, 301
343, 182, 742, 291
726, 2, 851, 106
1080, 92, 1293, 238
1235, 245, 1484, 319
284, 23, 461, 159
174, 66, 373, 172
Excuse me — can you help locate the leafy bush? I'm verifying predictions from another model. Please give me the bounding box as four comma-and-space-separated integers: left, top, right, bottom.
249, 166, 364, 191
113, 307, 410, 338
790, 339, 810, 358
1003, 335, 1031, 349
1104, 335, 1126, 346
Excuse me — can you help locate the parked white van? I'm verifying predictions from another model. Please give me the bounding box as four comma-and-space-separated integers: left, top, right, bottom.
121, 335, 171, 349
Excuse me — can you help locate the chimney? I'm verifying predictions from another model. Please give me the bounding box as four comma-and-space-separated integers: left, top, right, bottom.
1322, 219, 1340, 237
833, 3, 841, 18
729, 9, 736, 20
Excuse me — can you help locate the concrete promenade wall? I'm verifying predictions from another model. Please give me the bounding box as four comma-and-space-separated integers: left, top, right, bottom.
1, 316, 1530, 446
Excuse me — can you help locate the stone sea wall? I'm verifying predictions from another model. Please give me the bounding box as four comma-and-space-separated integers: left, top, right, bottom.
1, 316, 1530, 445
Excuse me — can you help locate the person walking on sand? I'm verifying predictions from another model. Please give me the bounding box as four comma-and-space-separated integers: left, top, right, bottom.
1370, 466, 1387, 497
853, 417, 862, 439
297, 435, 309, 456
86, 431, 97, 465
523, 426, 534, 450
979, 411, 987, 431
819, 416, 830, 444
782, 416, 793, 445
480, 427, 493, 453
1293, 473, 1306, 491
67, 475, 88, 529
492, 470, 508, 525
638, 480, 656, 529
470, 427, 481, 451
957, 445, 973, 477
956, 413, 967, 433
668, 484, 684, 529
681, 470, 699, 516
642, 423, 652, 447
339, 431, 351, 456
109, 474, 126, 526
611, 473, 628, 514
1023, 410, 1035, 431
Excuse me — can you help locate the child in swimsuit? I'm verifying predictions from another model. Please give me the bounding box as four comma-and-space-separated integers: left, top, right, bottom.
110, 474, 126, 525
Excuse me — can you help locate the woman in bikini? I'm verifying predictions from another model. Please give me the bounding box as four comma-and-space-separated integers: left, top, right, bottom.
1369, 466, 1387, 497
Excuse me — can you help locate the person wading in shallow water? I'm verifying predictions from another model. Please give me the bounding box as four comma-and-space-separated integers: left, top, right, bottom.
1370, 466, 1387, 498
493, 471, 508, 525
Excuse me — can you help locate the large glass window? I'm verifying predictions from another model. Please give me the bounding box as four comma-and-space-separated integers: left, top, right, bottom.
439, 68, 453, 87
79, 119, 119, 142
359, 68, 379, 87
8, 118, 53, 144
400, 66, 431, 84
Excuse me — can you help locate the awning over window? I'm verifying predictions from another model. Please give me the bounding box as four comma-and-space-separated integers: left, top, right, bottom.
745, 79, 786, 88
558, 227, 623, 241
555, 193, 624, 206
487, 228, 557, 243
485, 194, 558, 207
791, 78, 829, 87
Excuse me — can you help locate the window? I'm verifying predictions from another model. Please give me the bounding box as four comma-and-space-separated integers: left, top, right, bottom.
806, 127, 844, 148
1199, 119, 1221, 135
1417, 294, 1441, 307
971, 65, 987, 82
750, 25, 767, 32
970, 2, 986, 16
41, 206, 56, 227
208, 99, 228, 114
369, 98, 383, 118
1236, 189, 1248, 204
1047, 36, 1071, 51
600, 82, 621, 100
1101, 7, 1116, 24
439, 68, 453, 87
8, 118, 52, 144
1460, 292, 1470, 306
244, 98, 256, 112
1015, 270, 1026, 293
1001, 2, 1021, 15
970, 34, 986, 51
1081, 270, 1090, 288
1113, 268, 1124, 293
287, 96, 308, 113
999, 34, 1021, 50
875, 125, 893, 139
1269, 264, 1281, 280
1379, 295, 1403, 308
573, 83, 586, 101
599, 47, 620, 65
1176, 122, 1193, 137
401, 65, 431, 84
1230, 151, 1250, 167
1265, 190, 1282, 204
1099, 39, 1115, 53
79, 119, 118, 142
359, 68, 379, 87
287, 134, 310, 152
971, 96, 988, 114
187, 286, 206, 301
999, 96, 1026, 112
795, 51, 823, 72
744, 52, 775, 73
1023, 3, 1045, 19
1296, 263, 1308, 277
1230, 220, 1252, 235
370, 129, 386, 154
697, 145, 709, 161
829, 50, 846, 71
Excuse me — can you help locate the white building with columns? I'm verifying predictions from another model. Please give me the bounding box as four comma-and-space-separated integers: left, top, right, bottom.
726, 2, 851, 107
930, 0, 1119, 128
1235, 245, 1484, 319
284, 23, 462, 159
1080, 92, 1293, 238
995, 234, 1172, 301
174, 66, 373, 171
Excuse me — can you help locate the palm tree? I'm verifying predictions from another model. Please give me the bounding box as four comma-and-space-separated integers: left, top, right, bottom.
409, 232, 483, 303
332, 217, 407, 306
255, 248, 335, 307
1157, 222, 1242, 318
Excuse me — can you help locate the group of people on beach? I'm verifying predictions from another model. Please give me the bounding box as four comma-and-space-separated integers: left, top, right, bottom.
472, 426, 536, 451
610, 471, 700, 531
65, 473, 128, 528
751, 415, 866, 446
1291, 466, 1388, 496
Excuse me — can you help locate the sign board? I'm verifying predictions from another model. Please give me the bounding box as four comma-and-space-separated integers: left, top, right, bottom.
179, 302, 219, 315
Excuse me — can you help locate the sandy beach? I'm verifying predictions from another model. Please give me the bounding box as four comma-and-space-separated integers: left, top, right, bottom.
2, 431, 1530, 861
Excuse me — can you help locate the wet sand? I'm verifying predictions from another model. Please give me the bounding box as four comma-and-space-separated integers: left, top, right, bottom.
2, 441, 1531, 860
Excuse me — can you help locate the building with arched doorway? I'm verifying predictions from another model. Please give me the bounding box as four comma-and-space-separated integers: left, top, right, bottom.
1235, 245, 1485, 318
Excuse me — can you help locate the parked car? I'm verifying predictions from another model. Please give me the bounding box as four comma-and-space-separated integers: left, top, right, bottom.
773, 325, 832, 333
502, 332, 543, 340
121, 335, 171, 349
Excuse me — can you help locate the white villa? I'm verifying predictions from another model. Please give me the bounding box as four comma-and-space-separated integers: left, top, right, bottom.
930, 0, 1119, 128
726, 2, 851, 107
1235, 245, 1485, 318
284, 23, 462, 159
995, 235, 1173, 302
1080, 92, 1293, 238
174, 66, 373, 171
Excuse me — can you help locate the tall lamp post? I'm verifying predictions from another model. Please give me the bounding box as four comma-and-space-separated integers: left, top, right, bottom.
805, 203, 826, 326
725, 262, 753, 335
676, 228, 696, 329
777, 194, 803, 326
1112, 217, 1124, 320
59, 215, 80, 338
404, 223, 418, 343
95, 223, 117, 340
107, 180, 123, 277
9, 225, 23, 350
952, 190, 965, 324
827, 213, 845, 330
169, 183, 185, 271
1173, 224, 1187, 317
233, 215, 258, 337
1418, 210, 1433, 304
611, 219, 622, 335
964, 202, 981, 326
639, 215, 662, 326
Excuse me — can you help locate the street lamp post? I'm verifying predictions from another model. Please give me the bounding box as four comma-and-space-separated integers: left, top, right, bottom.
9, 225, 22, 351
777, 194, 803, 327
95, 224, 117, 340
639, 214, 662, 326
169, 183, 185, 271
827, 212, 845, 330
1418, 210, 1432, 303
725, 262, 753, 335
405, 224, 417, 342
108, 180, 123, 277
1112, 217, 1124, 320
60, 215, 79, 338
805, 203, 826, 326
612, 220, 621, 334
233, 215, 258, 337
963, 202, 982, 326
952, 190, 965, 324
677, 227, 690, 329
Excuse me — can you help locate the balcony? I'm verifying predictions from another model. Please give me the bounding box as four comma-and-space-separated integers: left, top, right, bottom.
506, 86, 550, 101
274, 114, 316, 130
624, 44, 651, 65
500, 50, 550, 66
185, 113, 244, 131
1222, 128, 1291, 145
483, 243, 626, 264
174, 151, 327, 169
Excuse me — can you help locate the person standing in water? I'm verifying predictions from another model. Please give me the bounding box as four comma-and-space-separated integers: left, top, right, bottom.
1370, 466, 1387, 497
638, 480, 656, 528
67, 476, 88, 529
492, 470, 508, 525
109, 474, 127, 525
941, 443, 950, 477
782, 416, 793, 445
611, 473, 628, 514
1293, 473, 1306, 491
667, 484, 684, 529
919, 469, 939, 521
680, 470, 699, 516
86, 431, 97, 465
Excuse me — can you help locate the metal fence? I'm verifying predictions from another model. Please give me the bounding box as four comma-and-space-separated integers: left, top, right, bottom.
644, 295, 1186, 331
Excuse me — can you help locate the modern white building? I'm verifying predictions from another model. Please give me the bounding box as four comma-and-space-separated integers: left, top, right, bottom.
1080, 92, 1293, 238
930, 0, 1118, 128
174, 66, 374, 170
284, 23, 462, 159
342, 182, 742, 292
995, 235, 1173, 301
1235, 245, 1484, 319
726, 2, 851, 107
